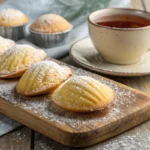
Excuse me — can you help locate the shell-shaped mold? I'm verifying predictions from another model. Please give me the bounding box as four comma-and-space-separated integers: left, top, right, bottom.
51, 76, 116, 112
0, 44, 46, 78
16, 61, 72, 96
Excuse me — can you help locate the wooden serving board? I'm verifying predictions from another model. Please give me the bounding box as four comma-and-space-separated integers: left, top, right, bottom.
0, 58, 150, 148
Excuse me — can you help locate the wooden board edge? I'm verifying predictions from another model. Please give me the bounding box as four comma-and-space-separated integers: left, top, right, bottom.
0, 98, 74, 146
1, 57, 150, 147
1, 95, 150, 147
68, 103, 150, 147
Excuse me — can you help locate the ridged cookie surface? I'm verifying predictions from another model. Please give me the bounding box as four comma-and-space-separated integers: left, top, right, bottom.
0, 36, 15, 55
16, 61, 72, 96
0, 44, 46, 78
50, 76, 116, 112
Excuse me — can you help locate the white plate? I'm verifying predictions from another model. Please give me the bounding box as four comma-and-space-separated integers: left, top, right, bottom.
70, 38, 150, 76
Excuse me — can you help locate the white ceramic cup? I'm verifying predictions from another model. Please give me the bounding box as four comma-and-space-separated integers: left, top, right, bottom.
88, 8, 150, 65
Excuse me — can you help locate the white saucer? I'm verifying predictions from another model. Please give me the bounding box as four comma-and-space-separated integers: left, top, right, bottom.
70, 38, 150, 76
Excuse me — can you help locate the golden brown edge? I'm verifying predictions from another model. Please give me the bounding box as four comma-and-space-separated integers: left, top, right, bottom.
50, 83, 117, 113
16, 67, 73, 96
0, 50, 47, 79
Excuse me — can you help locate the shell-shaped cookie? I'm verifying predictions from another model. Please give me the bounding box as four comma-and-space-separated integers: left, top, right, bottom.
16, 61, 72, 96
50, 76, 116, 112
0, 36, 15, 55
0, 8, 29, 27
0, 44, 46, 78
30, 14, 72, 33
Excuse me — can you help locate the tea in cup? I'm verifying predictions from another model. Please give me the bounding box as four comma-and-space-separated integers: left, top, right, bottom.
88, 8, 150, 64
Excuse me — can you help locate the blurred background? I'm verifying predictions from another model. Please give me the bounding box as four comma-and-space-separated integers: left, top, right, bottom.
0, 0, 130, 58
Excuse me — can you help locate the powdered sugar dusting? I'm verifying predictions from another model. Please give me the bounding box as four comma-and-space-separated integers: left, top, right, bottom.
34, 120, 150, 150
0, 44, 46, 77
0, 36, 15, 55
0, 63, 141, 132
17, 60, 71, 94
51, 75, 117, 112
0, 8, 29, 26
37, 14, 66, 24
30, 14, 72, 33
28, 61, 71, 82
0, 8, 27, 18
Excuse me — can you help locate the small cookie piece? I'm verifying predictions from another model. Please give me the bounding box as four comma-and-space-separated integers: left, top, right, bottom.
0, 36, 15, 55
0, 8, 29, 27
0, 44, 46, 78
50, 76, 116, 112
16, 61, 72, 96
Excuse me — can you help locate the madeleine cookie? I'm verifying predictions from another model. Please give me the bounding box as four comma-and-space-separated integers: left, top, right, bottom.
0, 8, 29, 40
0, 36, 15, 55
0, 44, 46, 78
30, 14, 72, 47
16, 61, 72, 96
50, 76, 116, 112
